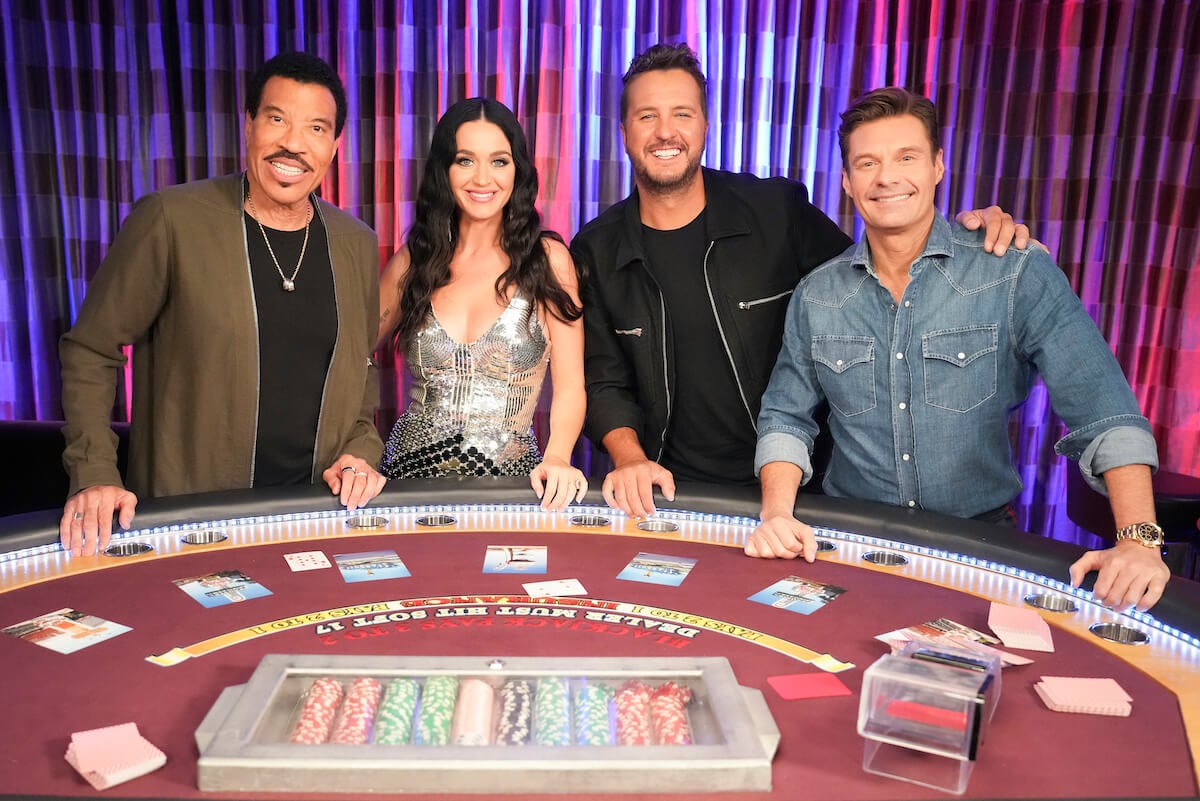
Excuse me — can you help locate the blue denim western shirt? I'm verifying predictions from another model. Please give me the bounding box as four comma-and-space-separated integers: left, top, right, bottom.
755, 216, 1157, 518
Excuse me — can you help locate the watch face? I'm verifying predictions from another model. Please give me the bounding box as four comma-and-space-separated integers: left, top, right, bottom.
1136, 523, 1163, 545
1118, 523, 1164, 547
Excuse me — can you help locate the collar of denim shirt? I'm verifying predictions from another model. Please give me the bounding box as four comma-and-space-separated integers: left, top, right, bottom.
849, 214, 956, 281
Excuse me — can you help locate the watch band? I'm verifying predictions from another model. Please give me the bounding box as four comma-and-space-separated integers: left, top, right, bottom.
1114, 521, 1165, 548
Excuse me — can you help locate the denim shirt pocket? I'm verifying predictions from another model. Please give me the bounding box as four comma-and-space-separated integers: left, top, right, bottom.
922, 325, 998, 412
812, 336, 876, 417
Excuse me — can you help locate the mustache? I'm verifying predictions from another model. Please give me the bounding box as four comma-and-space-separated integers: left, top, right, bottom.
263, 150, 312, 172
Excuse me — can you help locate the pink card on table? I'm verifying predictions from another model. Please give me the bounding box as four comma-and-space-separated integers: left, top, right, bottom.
65, 722, 166, 790
767, 672, 852, 700
1034, 676, 1132, 716
987, 602, 1055, 652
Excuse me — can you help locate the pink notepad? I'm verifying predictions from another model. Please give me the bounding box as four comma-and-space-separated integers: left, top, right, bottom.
1034, 676, 1132, 717
65, 722, 166, 790
988, 602, 1055, 652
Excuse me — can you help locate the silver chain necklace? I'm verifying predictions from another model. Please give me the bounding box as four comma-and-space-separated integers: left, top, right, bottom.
246, 191, 312, 292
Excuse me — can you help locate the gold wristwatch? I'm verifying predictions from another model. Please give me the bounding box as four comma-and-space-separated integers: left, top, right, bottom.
1114, 521, 1165, 548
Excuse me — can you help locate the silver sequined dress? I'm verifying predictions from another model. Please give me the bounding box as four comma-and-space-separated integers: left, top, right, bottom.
380, 293, 549, 478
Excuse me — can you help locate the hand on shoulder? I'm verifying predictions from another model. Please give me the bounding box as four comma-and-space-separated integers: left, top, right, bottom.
954, 205, 1035, 256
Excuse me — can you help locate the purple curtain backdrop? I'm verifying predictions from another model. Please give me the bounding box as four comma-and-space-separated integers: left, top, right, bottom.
1, 1, 1197, 548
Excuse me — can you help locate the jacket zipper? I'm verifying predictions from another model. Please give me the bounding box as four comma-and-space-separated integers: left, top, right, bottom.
656, 290, 671, 459
634, 261, 672, 461
737, 289, 792, 309
703, 240, 758, 433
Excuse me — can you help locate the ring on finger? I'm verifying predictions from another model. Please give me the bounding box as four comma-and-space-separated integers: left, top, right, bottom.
341, 465, 356, 473
73, 511, 84, 520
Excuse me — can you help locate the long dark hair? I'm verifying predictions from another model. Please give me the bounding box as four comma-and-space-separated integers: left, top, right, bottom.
391, 97, 582, 349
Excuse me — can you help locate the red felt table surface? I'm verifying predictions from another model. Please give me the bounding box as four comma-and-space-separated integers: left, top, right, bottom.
0, 524, 1195, 801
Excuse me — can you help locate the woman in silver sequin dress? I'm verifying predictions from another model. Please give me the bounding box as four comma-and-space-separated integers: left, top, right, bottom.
376, 98, 588, 509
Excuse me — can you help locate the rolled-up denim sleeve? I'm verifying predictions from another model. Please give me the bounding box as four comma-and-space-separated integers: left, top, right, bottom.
1070, 425, 1160, 494
1015, 248, 1160, 494
754, 286, 823, 481
755, 431, 813, 480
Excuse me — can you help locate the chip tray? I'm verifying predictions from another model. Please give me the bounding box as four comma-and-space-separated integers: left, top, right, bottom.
196, 654, 780, 794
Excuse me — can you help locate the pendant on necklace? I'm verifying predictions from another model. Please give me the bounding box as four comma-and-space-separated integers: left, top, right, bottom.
282, 278, 296, 292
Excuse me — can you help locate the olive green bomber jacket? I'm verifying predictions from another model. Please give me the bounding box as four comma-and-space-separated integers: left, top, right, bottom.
60, 174, 383, 498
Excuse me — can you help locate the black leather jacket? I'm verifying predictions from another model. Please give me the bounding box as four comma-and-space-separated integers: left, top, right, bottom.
571, 168, 850, 465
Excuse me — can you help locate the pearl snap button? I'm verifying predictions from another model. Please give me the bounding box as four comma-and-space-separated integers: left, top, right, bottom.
958, 352, 966, 360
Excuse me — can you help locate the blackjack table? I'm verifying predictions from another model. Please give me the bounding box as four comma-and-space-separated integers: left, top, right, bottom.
1, 479, 1198, 801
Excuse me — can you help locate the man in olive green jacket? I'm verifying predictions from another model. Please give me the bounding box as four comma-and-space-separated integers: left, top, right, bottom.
59, 53, 385, 555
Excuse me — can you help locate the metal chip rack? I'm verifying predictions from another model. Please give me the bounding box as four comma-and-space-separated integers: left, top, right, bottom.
196, 654, 780, 794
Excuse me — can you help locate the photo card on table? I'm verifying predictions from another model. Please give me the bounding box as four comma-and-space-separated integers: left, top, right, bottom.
334, 550, 412, 583
748, 576, 847, 615
616, 552, 698, 586
483, 545, 548, 574
2, 608, 132, 654
173, 570, 272, 608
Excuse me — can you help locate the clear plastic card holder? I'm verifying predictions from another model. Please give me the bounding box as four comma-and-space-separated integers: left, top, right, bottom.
857, 653, 993, 795
897, 638, 1001, 724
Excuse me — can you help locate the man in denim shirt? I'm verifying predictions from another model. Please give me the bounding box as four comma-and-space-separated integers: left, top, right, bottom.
749, 88, 1168, 612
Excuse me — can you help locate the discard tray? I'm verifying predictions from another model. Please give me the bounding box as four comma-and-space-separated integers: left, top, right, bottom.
196, 654, 779, 794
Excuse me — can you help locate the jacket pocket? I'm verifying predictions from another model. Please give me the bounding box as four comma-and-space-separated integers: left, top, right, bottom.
922, 325, 998, 412
607, 323, 658, 406
735, 289, 793, 310
812, 336, 876, 417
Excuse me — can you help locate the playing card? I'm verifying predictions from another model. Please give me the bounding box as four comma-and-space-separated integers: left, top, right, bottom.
988, 602, 1055, 652
523, 578, 587, 597
284, 551, 332, 571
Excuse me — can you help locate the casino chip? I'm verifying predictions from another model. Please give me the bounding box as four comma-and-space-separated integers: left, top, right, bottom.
289, 677, 344, 745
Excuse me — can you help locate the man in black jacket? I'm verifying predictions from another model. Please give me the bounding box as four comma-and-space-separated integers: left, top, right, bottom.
571, 43, 1028, 518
